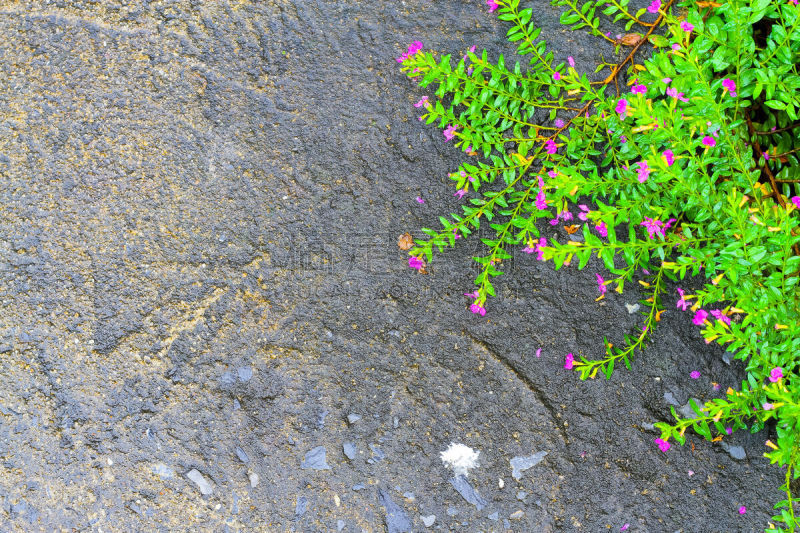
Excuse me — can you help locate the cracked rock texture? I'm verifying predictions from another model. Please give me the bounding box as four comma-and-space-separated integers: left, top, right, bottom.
0, 0, 782, 531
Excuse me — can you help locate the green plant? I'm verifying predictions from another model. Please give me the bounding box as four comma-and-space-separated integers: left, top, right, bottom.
398, 0, 799, 529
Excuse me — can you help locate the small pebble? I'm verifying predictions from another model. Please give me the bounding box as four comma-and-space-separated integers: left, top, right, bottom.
186, 469, 213, 495
347, 413, 362, 425
421, 515, 435, 527
301, 446, 331, 470
447, 506, 459, 517
343, 442, 357, 461
509, 510, 525, 520
516, 490, 527, 501
337, 520, 346, 531
487, 511, 499, 521
235, 447, 249, 464
248, 471, 259, 488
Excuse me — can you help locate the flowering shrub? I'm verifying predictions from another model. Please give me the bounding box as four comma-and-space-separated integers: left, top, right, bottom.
398, 0, 799, 528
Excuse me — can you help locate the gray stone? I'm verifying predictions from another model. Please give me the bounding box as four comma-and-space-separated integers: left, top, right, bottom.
295, 495, 307, 518
186, 469, 213, 495
510, 451, 548, 480
237, 367, 253, 382
679, 398, 703, 419
235, 446, 249, 463
152, 463, 174, 479
421, 514, 435, 527
301, 446, 331, 470
378, 489, 412, 533
337, 520, 346, 531
446, 506, 459, 516
488, 511, 499, 521
516, 490, 527, 501
402, 491, 415, 501
347, 413, 362, 425
369, 444, 385, 462
721, 442, 747, 461
352, 483, 365, 491
343, 442, 357, 461
219, 371, 236, 387
663, 391, 680, 406
248, 471, 260, 488
450, 475, 488, 510
509, 510, 525, 520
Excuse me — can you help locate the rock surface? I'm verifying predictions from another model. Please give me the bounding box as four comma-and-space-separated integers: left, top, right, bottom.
0, 0, 781, 530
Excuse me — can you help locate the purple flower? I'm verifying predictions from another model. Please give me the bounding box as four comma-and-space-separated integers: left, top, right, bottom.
680, 21, 694, 32
662, 77, 672, 84
568, 56, 575, 67
671, 43, 681, 51
548, 170, 558, 178
594, 221, 608, 237
620, 524, 630, 532
397, 41, 424, 63
564, 353, 575, 370
666, 87, 689, 102
545, 139, 558, 154
647, 0, 661, 12
535, 189, 548, 210
792, 196, 800, 209
631, 83, 647, 94
416, 196, 425, 204
636, 160, 651, 183
615, 98, 628, 117
763, 403, 774, 410
454, 188, 468, 199
597, 273, 607, 295
414, 96, 429, 108
739, 506, 746, 515
726, 427, 732, 435
654, 438, 670, 452
721, 78, 737, 96
702, 135, 716, 147
534, 237, 547, 260
693, 309, 708, 325
408, 256, 424, 270
554, 118, 565, 128
640, 216, 675, 239
464, 290, 480, 298
676, 288, 688, 311
578, 204, 590, 221
663, 149, 675, 166
470, 302, 487, 316
768, 367, 784, 382
553, 71, 562, 81
710, 309, 731, 326
443, 124, 457, 141
690, 370, 701, 379
487, 0, 500, 12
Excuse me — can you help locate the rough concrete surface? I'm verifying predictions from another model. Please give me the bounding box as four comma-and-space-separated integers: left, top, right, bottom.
0, 0, 783, 531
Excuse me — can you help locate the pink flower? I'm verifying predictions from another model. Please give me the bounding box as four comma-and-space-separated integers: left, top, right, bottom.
792, 196, 800, 209
470, 302, 487, 316
414, 96, 429, 108
443, 124, 457, 141
487, 0, 500, 11
554, 118, 565, 128
578, 204, 590, 221
464, 290, 480, 298
769, 367, 784, 382
416, 196, 425, 204
454, 188, 468, 199
548, 170, 558, 178
534, 237, 547, 261
690, 370, 701, 379
702, 136, 716, 147
631, 83, 647, 94
636, 161, 650, 183
710, 309, 731, 326
666, 87, 689, 102
640, 216, 675, 239
739, 506, 747, 515
553, 71, 562, 81
680, 21, 694, 32
620, 524, 630, 532
790, 0, 798, 5
568, 56, 575, 67
662, 77, 672, 84
676, 288, 688, 311
693, 309, 708, 325
536, 348, 542, 358
597, 273, 607, 295
763, 402, 774, 410
408, 256, 424, 270
671, 43, 681, 51
615, 98, 628, 117
397, 41, 424, 62
721, 78, 737, 96
564, 353, 575, 370
535, 189, 548, 210
594, 221, 608, 237
663, 149, 675, 166
545, 139, 558, 154
726, 427, 732, 435
654, 438, 670, 452
647, 0, 661, 12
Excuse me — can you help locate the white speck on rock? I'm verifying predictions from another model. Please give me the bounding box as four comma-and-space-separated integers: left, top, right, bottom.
186, 469, 213, 495
421, 515, 436, 527
248, 471, 260, 488
510, 451, 548, 480
440, 442, 480, 477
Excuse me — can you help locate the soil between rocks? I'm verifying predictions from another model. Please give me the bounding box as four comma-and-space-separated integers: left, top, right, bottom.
0, 1, 783, 532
